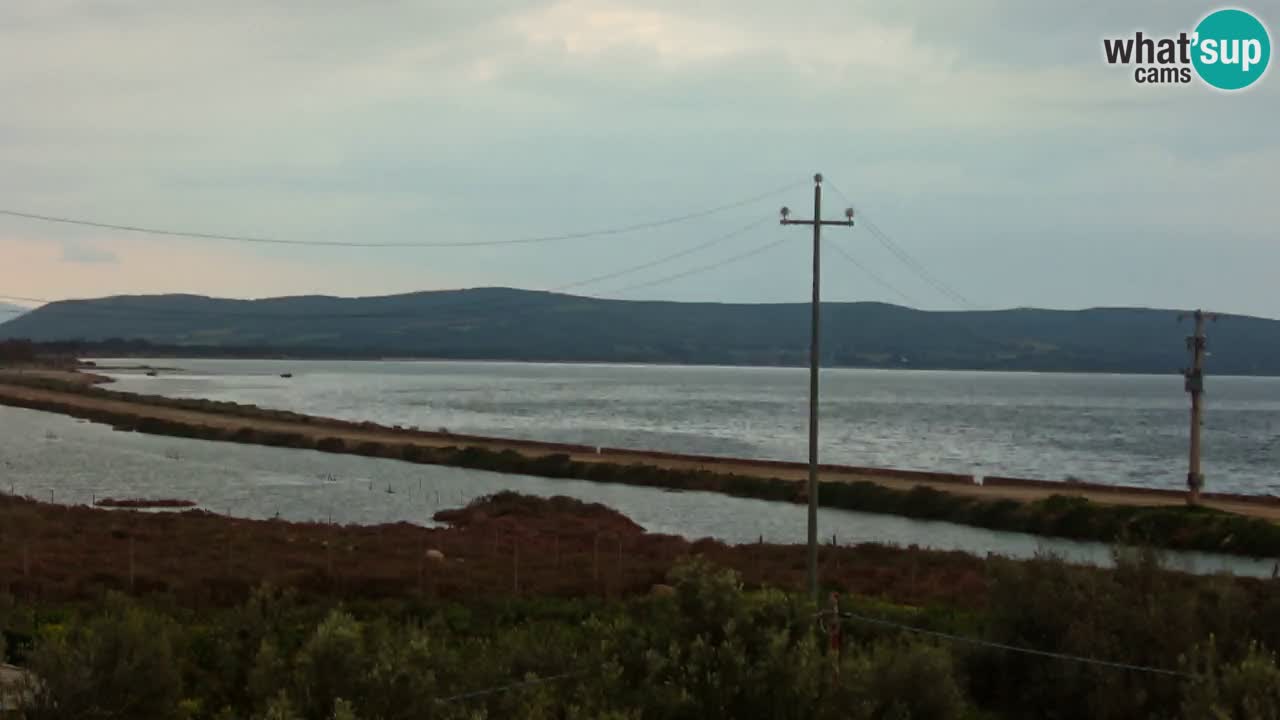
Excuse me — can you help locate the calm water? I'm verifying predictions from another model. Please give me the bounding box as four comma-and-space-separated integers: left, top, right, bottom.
97, 359, 1280, 495
2, 404, 1274, 576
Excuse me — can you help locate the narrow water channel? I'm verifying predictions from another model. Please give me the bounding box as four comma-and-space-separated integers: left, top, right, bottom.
2, 405, 1274, 578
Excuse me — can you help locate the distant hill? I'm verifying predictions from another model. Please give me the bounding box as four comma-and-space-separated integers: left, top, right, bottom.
2, 288, 1278, 374
0, 301, 29, 321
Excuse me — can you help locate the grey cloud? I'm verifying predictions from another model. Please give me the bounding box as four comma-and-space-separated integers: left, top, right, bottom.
59, 240, 119, 264
0, 1, 1277, 316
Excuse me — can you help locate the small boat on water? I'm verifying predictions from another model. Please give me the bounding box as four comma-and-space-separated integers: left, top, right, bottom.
280, 373, 293, 379
145, 370, 158, 377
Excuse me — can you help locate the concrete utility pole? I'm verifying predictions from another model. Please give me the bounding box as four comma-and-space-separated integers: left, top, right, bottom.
1179, 309, 1217, 505
780, 173, 854, 600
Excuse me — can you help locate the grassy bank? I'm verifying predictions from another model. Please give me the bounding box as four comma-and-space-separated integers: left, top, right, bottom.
3, 374, 1280, 557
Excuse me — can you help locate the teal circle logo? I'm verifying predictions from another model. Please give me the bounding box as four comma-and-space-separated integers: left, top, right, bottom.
1192, 8, 1271, 90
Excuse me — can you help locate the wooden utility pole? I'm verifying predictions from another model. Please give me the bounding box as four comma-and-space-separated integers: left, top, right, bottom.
781, 173, 854, 600
1179, 309, 1217, 505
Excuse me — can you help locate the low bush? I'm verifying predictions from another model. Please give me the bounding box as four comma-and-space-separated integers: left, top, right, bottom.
230, 427, 257, 443
315, 437, 345, 453
11, 555, 1280, 719
261, 431, 308, 449
353, 441, 385, 457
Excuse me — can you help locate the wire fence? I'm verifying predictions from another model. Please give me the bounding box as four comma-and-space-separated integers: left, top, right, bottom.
433, 669, 589, 705
431, 598, 1207, 708
825, 608, 1197, 680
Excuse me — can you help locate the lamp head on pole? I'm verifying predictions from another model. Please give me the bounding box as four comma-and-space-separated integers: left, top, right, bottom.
813, 173, 823, 184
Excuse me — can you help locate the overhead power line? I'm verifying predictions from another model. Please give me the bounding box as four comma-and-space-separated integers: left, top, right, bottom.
550, 218, 769, 294
835, 610, 1196, 679
609, 223, 784, 295
862, 219, 980, 310
380, 217, 776, 328
0, 180, 802, 249
825, 183, 980, 310
826, 241, 918, 307
0, 218, 771, 322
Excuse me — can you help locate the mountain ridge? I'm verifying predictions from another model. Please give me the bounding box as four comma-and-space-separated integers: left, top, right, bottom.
3, 288, 1279, 375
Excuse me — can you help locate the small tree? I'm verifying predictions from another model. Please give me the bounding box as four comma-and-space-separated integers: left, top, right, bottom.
1182, 640, 1280, 719
22, 594, 182, 720
830, 641, 966, 720
292, 610, 366, 720
258, 691, 300, 720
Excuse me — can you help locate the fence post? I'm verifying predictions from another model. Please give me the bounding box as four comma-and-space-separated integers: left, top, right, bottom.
828, 592, 842, 679
593, 533, 600, 584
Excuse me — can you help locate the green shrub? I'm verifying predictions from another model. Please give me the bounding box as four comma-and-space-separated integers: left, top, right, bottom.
22, 593, 182, 720
1182, 642, 1280, 719
291, 611, 366, 720
836, 641, 967, 720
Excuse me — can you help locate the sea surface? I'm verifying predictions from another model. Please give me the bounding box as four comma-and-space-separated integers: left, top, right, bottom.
2, 404, 1275, 577
96, 359, 1280, 495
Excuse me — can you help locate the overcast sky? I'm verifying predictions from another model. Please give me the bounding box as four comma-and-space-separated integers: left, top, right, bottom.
1, 1, 1276, 317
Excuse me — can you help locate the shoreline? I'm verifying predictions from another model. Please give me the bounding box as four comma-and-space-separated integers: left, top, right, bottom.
76, 353, 1280, 378
7, 367, 1277, 510
3, 369, 1280, 556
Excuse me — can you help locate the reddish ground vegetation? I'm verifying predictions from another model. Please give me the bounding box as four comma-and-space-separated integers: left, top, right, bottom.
433, 492, 644, 535
93, 497, 198, 509
0, 491, 988, 609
